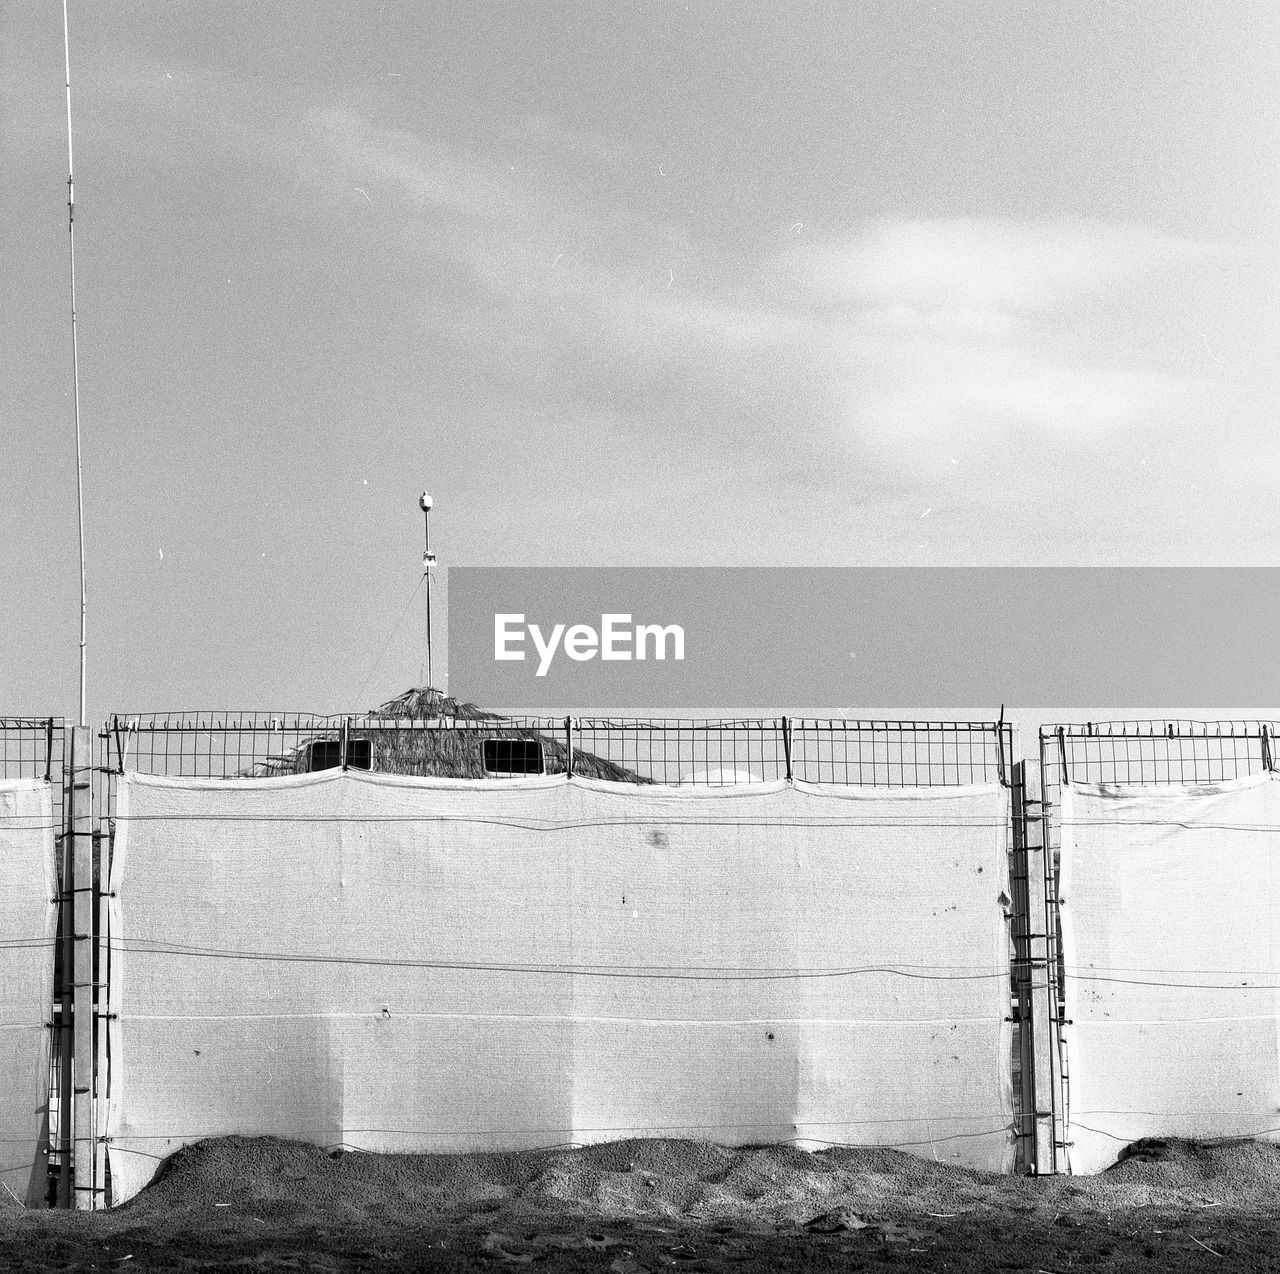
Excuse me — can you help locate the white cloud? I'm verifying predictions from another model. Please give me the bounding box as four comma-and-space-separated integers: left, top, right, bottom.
790, 218, 1216, 316
292, 105, 816, 419
856, 354, 1207, 454
289, 109, 1225, 476
770, 218, 1222, 460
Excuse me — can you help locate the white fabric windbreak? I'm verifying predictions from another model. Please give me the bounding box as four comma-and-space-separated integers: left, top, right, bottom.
1060, 774, 1280, 1174
0, 779, 57, 1205
107, 771, 1014, 1202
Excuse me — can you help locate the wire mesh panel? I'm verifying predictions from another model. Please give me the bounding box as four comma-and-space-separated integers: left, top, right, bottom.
790, 720, 1010, 786
0, 721, 66, 1202
1039, 719, 1277, 894
1041, 720, 1271, 800
573, 719, 786, 784
1037, 720, 1278, 1174
102, 713, 594, 792
103, 713, 346, 780
0, 717, 65, 782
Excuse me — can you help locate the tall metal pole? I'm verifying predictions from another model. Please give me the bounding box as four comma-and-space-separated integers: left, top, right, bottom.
419, 492, 435, 691
63, 0, 87, 727
62, 9, 97, 1213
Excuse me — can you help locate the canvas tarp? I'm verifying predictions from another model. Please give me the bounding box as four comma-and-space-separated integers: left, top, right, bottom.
0, 778, 57, 1205
1060, 773, 1280, 1174
107, 771, 1014, 1203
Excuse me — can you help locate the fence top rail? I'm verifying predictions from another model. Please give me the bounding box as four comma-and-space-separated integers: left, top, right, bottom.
97, 713, 1013, 787
108, 712, 349, 731
791, 718, 1003, 732
0, 716, 65, 728
106, 712, 1006, 733
1041, 719, 1278, 740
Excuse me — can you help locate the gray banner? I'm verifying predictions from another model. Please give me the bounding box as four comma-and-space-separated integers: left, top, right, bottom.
447, 567, 1280, 714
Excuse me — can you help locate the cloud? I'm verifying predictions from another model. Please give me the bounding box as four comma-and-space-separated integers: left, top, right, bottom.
291, 105, 817, 438
789, 218, 1216, 316
770, 219, 1221, 458
288, 107, 1224, 479
857, 355, 1206, 452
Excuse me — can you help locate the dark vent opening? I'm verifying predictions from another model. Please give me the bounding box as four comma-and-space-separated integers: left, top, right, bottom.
307, 739, 372, 771
482, 737, 544, 775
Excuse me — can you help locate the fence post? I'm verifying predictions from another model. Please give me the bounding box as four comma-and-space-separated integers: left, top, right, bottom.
69, 725, 96, 1208
94, 728, 111, 1208
995, 707, 1007, 786
341, 717, 350, 772
57, 746, 73, 1208
112, 715, 125, 773
781, 717, 793, 781
564, 717, 574, 778
1262, 724, 1273, 773
1009, 759, 1058, 1173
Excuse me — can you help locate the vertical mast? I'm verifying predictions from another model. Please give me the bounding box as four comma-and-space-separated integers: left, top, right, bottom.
63, 0, 87, 726
420, 491, 435, 691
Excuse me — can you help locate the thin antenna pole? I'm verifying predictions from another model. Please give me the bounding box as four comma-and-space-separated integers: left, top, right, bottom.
419, 492, 436, 692
424, 517, 433, 691
63, 0, 87, 727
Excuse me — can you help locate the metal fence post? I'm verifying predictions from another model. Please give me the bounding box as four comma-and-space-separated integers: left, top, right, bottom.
69, 726, 96, 1207
1037, 732, 1068, 1173
995, 708, 1008, 786
94, 725, 114, 1206
781, 717, 793, 781
57, 756, 73, 1208
1010, 758, 1058, 1173
564, 717, 574, 778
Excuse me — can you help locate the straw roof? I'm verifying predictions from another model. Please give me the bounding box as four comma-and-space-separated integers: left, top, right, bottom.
372, 686, 503, 721
365, 687, 649, 782
245, 687, 650, 783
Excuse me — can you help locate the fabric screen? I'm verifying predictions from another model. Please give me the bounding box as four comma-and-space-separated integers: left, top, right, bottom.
107, 771, 1014, 1202
0, 779, 57, 1205
1060, 774, 1280, 1173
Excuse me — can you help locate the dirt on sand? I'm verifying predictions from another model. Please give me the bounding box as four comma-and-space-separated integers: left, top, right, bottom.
3, 1135, 1280, 1271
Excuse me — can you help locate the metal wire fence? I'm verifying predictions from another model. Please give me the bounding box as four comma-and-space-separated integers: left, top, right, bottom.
0, 716, 65, 782
67, 711, 1026, 1188
91, 711, 1024, 1170
1036, 719, 1279, 1176
0, 720, 67, 1202
22, 710, 1280, 1193
790, 719, 1010, 786
100, 712, 1013, 788
1038, 718, 1278, 912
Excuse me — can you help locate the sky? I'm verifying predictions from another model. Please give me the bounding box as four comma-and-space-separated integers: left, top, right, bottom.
2, 2, 1278, 722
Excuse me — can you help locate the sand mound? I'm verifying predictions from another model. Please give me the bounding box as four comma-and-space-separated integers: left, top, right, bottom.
110, 1133, 1280, 1233
1102, 1137, 1280, 1204
8, 1136, 1280, 1274
121, 1136, 1002, 1227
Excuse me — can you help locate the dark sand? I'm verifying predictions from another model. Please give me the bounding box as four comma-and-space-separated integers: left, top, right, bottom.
3, 1135, 1280, 1270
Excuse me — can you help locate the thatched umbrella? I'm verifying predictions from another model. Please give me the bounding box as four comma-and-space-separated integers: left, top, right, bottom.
363, 688, 650, 782
247, 688, 650, 783
372, 687, 504, 721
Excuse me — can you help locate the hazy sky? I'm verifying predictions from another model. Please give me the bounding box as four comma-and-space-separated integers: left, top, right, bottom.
3, 2, 1278, 720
